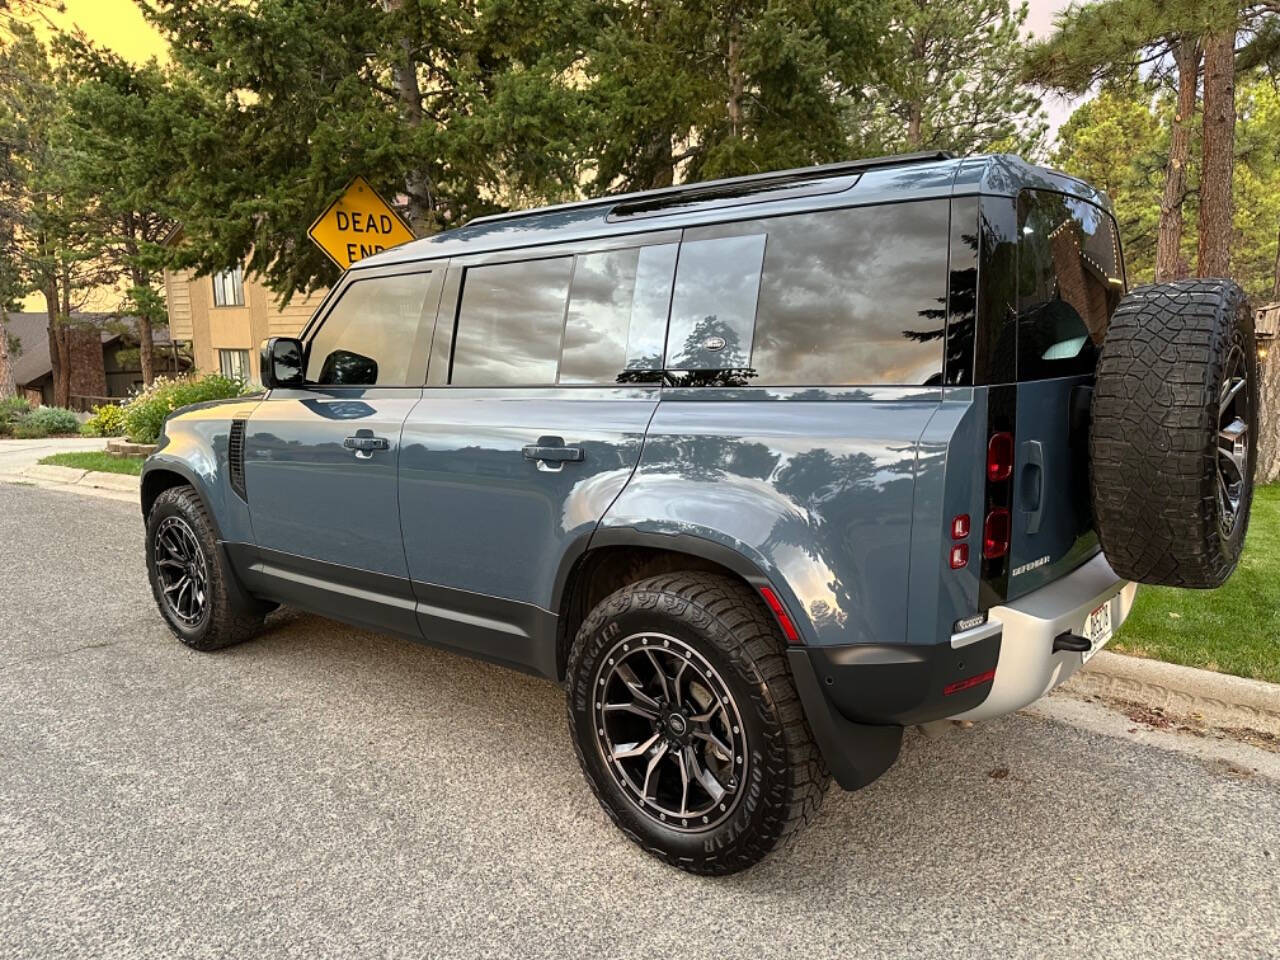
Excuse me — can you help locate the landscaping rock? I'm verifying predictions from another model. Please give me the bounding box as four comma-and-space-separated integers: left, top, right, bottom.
106, 438, 157, 457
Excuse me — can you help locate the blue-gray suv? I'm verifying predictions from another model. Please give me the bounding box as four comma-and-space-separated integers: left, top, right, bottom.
142, 151, 1258, 874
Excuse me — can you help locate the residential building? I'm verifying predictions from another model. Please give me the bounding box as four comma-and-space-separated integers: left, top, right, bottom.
163, 255, 327, 384
7, 312, 191, 408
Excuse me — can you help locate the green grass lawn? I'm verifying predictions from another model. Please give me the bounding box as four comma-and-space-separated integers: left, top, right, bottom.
1113, 483, 1280, 684
37, 451, 145, 476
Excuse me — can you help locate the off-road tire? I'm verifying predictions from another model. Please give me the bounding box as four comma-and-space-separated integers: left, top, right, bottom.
145, 485, 265, 650
1091, 278, 1257, 587
566, 571, 829, 875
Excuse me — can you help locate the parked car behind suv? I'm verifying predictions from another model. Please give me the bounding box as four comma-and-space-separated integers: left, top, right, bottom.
142, 152, 1258, 875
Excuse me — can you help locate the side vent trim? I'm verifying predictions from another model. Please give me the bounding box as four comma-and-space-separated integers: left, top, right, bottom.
228, 419, 248, 501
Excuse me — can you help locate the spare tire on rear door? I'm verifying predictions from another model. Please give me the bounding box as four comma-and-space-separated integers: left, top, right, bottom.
1090, 278, 1257, 588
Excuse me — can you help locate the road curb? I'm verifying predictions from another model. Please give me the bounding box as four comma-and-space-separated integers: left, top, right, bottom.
1065, 650, 1280, 736
17, 465, 140, 495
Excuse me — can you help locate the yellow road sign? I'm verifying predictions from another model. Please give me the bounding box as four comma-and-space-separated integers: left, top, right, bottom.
308, 176, 416, 270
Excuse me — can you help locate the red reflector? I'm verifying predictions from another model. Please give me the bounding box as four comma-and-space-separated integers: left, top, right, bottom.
949, 543, 969, 569
944, 668, 996, 696
983, 508, 1011, 559
951, 514, 970, 539
758, 586, 801, 644
987, 432, 1014, 483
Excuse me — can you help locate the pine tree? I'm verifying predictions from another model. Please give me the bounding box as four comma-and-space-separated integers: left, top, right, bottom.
845, 0, 1047, 158
144, 0, 590, 298
580, 0, 889, 192
57, 38, 187, 385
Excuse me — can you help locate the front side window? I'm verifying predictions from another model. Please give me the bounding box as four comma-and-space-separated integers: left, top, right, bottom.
218, 348, 251, 382
1016, 190, 1124, 380
212, 266, 245, 307
305, 272, 434, 386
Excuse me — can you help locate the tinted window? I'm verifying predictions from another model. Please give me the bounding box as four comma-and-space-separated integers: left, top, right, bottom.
751, 200, 950, 385
306, 272, 433, 385
1016, 190, 1124, 380
559, 244, 676, 383
451, 258, 573, 385
665, 234, 766, 372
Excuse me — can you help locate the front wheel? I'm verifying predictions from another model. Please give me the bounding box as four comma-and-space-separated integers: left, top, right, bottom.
145, 485, 264, 650
565, 572, 829, 875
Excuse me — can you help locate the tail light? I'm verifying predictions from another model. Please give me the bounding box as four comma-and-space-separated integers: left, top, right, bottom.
987, 431, 1014, 483
983, 508, 1011, 559
949, 543, 969, 569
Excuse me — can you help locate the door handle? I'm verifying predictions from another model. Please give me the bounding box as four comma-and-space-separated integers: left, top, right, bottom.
1021, 440, 1044, 535
522, 441, 584, 463
344, 434, 390, 459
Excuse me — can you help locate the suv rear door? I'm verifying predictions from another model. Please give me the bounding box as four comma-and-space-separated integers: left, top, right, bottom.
1005, 190, 1125, 600
396, 233, 678, 674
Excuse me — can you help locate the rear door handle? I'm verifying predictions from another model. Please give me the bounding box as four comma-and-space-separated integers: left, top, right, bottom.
344, 434, 390, 459
522, 440, 584, 463
1021, 439, 1044, 535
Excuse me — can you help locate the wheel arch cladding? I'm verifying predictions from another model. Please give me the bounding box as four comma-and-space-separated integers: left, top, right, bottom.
553, 533, 775, 681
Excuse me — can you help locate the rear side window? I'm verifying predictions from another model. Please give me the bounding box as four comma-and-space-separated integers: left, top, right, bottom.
661, 201, 950, 386
451, 258, 574, 386
306, 272, 434, 385
450, 244, 676, 386
752, 200, 949, 385
1016, 190, 1124, 380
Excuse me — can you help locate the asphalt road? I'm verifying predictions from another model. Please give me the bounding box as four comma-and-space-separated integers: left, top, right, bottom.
2, 482, 1278, 960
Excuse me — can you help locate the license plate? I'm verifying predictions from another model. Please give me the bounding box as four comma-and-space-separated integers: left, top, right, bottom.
1082, 599, 1113, 661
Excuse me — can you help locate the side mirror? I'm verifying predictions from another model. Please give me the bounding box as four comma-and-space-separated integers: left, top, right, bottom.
261, 337, 305, 389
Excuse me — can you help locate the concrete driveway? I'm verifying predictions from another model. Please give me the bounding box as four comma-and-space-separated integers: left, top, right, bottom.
1, 482, 1278, 960
0, 436, 106, 478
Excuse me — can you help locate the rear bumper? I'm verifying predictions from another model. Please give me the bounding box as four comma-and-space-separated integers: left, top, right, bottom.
950, 551, 1136, 721
791, 551, 1135, 790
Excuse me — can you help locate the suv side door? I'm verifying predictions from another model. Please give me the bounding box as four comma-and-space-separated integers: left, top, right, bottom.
397, 232, 679, 675
242, 265, 445, 635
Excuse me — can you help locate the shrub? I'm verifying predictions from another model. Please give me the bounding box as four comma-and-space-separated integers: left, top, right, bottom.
121, 373, 247, 444
0, 394, 32, 425
12, 405, 80, 438
82, 402, 128, 437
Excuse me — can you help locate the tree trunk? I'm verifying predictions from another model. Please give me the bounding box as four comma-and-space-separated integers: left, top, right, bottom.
46, 285, 70, 409
727, 14, 743, 138
0, 309, 16, 399
1197, 28, 1235, 278
131, 266, 156, 386
1258, 349, 1280, 485
1156, 39, 1200, 283
386, 0, 433, 235
1273, 220, 1280, 299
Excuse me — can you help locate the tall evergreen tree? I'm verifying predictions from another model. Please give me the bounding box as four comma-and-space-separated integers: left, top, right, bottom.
581, 0, 889, 192
1025, 0, 1278, 280
845, 0, 1047, 158
57, 39, 188, 385
143, 0, 589, 297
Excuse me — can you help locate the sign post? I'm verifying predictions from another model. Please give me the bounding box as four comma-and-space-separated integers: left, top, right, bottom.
308, 176, 416, 270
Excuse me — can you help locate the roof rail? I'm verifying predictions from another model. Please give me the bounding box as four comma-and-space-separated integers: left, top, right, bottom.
465, 150, 956, 228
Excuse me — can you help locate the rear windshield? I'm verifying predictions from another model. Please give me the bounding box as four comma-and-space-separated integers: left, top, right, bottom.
1016, 190, 1124, 380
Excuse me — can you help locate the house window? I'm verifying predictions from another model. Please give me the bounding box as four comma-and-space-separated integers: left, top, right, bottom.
219, 348, 252, 383
212, 266, 245, 307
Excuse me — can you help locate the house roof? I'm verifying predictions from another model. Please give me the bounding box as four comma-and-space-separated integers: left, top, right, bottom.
4, 312, 172, 387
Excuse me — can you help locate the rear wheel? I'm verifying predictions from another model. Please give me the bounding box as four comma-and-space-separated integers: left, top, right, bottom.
1090, 278, 1257, 587
145, 485, 265, 650
565, 571, 829, 875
